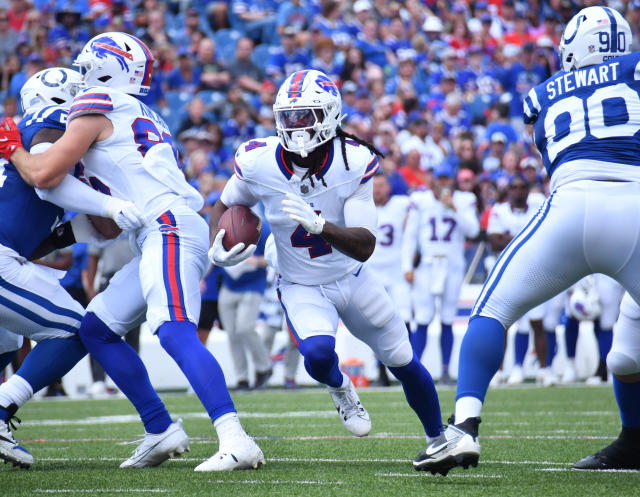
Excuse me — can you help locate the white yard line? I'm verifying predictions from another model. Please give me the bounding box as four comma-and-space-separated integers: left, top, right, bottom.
207, 480, 343, 485
375, 472, 502, 479
33, 490, 168, 494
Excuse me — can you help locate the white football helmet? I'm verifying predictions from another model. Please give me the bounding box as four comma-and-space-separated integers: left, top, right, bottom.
273, 70, 343, 158
569, 286, 601, 321
559, 6, 631, 72
74, 32, 154, 95
20, 67, 83, 114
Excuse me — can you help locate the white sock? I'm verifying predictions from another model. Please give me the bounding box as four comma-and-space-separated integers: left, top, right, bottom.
214, 412, 245, 445
454, 396, 483, 424
0, 375, 34, 410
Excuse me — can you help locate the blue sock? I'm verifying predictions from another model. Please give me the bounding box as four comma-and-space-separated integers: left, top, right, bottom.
79, 312, 172, 434
411, 324, 428, 360
456, 316, 505, 403
157, 321, 235, 421
613, 377, 640, 428
565, 316, 579, 358
0, 350, 17, 371
440, 324, 453, 370
297, 335, 343, 388
594, 320, 613, 362
545, 330, 556, 367
514, 332, 528, 366
14, 337, 86, 393
405, 322, 411, 339
389, 354, 443, 438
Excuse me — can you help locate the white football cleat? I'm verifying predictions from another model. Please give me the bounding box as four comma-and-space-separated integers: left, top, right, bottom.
0, 411, 33, 469
537, 368, 558, 387
561, 363, 577, 384
506, 365, 524, 385
194, 433, 265, 471
120, 419, 189, 468
328, 376, 371, 437
414, 416, 481, 476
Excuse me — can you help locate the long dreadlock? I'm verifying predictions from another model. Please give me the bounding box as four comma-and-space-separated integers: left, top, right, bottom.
284, 127, 385, 188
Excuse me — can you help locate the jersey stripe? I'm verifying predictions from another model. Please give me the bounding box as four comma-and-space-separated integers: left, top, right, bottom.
157, 212, 188, 322
314, 143, 334, 179
74, 93, 112, 102
275, 143, 294, 180
360, 157, 380, 184
127, 34, 153, 87
68, 103, 114, 116
234, 160, 244, 179
276, 288, 300, 346
287, 70, 309, 99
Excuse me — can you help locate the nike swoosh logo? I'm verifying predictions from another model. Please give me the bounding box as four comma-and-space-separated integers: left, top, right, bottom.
426, 441, 449, 456
353, 265, 363, 277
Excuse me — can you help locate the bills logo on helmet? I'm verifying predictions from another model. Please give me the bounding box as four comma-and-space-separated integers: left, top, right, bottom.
315, 74, 338, 96
92, 37, 133, 72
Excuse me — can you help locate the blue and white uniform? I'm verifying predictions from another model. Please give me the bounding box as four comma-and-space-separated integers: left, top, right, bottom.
474, 51, 640, 328
221, 136, 414, 368
0, 105, 84, 348
68, 86, 209, 335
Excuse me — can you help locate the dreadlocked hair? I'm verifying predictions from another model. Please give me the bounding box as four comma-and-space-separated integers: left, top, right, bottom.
284, 128, 385, 188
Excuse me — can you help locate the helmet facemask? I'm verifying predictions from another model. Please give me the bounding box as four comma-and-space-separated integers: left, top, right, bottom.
275, 105, 337, 158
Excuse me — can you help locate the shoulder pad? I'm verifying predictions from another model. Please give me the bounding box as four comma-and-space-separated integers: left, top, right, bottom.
233, 136, 280, 180
68, 86, 114, 121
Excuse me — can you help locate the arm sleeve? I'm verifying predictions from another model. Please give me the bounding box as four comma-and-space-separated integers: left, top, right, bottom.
32, 142, 111, 217
220, 174, 260, 207
343, 180, 377, 235
401, 202, 419, 274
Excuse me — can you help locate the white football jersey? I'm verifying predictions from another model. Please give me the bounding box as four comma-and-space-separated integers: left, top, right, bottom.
67, 86, 202, 219
220, 136, 379, 285
402, 189, 479, 272
369, 195, 409, 287
487, 196, 545, 241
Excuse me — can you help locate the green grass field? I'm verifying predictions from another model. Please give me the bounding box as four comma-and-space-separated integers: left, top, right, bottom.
2, 384, 638, 496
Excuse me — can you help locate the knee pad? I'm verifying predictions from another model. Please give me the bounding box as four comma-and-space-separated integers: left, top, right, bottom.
607, 351, 640, 376
298, 335, 336, 367
378, 333, 413, 368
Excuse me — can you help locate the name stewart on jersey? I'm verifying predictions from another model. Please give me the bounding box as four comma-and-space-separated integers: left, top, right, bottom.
545, 62, 620, 100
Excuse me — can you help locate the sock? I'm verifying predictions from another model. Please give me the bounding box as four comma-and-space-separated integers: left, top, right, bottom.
456, 316, 506, 403
388, 354, 443, 438
157, 321, 235, 422
79, 312, 172, 434
565, 316, 579, 358
0, 374, 33, 419
297, 335, 344, 388
514, 332, 529, 366
613, 377, 640, 428
455, 396, 483, 423
440, 323, 453, 371
12, 336, 86, 393
214, 412, 245, 445
405, 322, 412, 337
411, 324, 428, 360
545, 329, 556, 367
0, 350, 17, 371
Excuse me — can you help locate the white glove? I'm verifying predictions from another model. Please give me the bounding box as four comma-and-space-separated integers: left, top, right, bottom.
281, 192, 325, 234
69, 214, 110, 247
208, 229, 256, 267
104, 197, 146, 231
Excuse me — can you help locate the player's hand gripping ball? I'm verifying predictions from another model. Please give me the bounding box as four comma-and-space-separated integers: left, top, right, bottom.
208, 205, 261, 266
0, 117, 23, 161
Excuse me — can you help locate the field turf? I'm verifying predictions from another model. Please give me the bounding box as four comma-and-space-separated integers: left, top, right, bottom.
2, 384, 639, 496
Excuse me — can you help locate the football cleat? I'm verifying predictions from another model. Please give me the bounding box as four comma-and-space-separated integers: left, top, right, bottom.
574, 432, 640, 470
414, 416, 481, 476
194, 433, 265, 471
0, 404, 34, 469
506, 365, 524, 385
536, 368, 558, 387
120, 418, 189, 468
328, 376, 371, 437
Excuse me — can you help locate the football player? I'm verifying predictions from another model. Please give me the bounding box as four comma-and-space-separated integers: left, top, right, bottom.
208, 69, 444, 464
402, 163, 479, 385
0, 33, 263, 471
486, 174, 547, 385
368, 173, 411, 385
416, 7, 640, 475
0, 67, 145, 468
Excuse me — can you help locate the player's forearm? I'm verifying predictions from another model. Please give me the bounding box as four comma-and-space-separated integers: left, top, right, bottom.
209, 199, 229, 242
11, 147, 70, 189
320, 223, 376, 262
36, 174, 111, 217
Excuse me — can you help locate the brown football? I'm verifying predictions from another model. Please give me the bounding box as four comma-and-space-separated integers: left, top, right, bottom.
217, 205, 262, 250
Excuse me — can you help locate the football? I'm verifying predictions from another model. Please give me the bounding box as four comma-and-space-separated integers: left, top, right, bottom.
217, 205, 262, 250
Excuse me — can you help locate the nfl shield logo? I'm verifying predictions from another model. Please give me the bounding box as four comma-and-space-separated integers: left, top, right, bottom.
300, 184, 309, 194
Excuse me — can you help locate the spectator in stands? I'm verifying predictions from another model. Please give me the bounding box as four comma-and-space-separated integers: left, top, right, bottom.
311, 36, 341, 83
9, 51, 44, 98
385, 48, 427, 97
340, 46, 366, 86
166, 48, 202, 94
266, 25, 309, 84
223, 102, 256, 152
177, 97, 211, 135
501, 41, 547, 121
197, 37, 231, 93
276, 0, 313, 36
231, 0, 278, 45
355, 18, 388, 69
0, 10, 17, 65
399, 148, 429, 190
480, 101, 519, 156
436, 92, 471, 137
227, 37, 264, 95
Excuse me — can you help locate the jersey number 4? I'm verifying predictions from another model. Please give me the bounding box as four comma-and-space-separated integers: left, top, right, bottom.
290, 210, 332, 258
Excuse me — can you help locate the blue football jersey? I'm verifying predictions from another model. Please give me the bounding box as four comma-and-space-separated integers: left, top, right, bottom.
524, 52, 640, 179
0, 106, 66, 257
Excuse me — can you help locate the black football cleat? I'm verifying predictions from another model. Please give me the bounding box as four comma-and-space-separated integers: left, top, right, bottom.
574, 431, 640, 470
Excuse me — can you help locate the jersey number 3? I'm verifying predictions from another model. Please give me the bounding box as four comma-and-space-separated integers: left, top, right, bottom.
290, 210, 332, 258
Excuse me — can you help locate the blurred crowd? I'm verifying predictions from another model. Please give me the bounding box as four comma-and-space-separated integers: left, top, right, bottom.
1, 0, 637, 390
